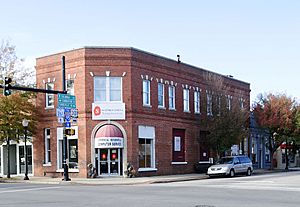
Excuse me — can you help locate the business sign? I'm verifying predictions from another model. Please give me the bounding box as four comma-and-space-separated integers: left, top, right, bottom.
94, 137, 124, 148
92, 103, 125, 120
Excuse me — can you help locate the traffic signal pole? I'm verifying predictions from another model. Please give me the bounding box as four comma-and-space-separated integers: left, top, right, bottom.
62, 56, 70, 181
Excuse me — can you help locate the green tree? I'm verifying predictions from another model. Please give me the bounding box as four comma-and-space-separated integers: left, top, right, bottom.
0, 94, 38, 178
253, 93, 299, 170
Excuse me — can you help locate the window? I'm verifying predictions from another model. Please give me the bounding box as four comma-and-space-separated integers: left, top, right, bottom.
94, 77, 122, 102
66, 79, 75, 95
216, 96, 221, 116
138, 126, 155, 170
45, 82, 54, 108
168, 85, 175, 110
172, 129, 185, 162
194, 91, 200, 114
183, 89, 190, 112
226, 95, 232, 110
158, 83, 165, 108
207, 93, 213, 116
57, 127, 78, 170
44, 128, 51, 164
143, 80, 151, 106
239, 98, 245, 109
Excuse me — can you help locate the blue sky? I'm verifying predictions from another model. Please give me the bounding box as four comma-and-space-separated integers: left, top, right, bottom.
1, 0, 299, 104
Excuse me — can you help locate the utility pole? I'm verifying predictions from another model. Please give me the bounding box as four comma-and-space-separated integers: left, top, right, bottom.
62, 56, 70, 181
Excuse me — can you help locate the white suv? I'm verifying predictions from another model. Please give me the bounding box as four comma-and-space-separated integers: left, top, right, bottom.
207, 156, 253, 177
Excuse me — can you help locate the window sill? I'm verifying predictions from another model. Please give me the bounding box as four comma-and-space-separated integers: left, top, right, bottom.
43, 163, 52, 167
158, 106, 166, 110
138, 168, 157, 172
56, 169, 79, 173
183, 110, 191, 113
45, 106, 54, 110
169, 108, 176, 111
171, 162, 188, 165
194, 112, 201, 115
143, 104, 152, 108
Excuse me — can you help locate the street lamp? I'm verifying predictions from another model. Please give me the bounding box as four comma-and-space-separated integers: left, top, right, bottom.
22, 118, 29, 180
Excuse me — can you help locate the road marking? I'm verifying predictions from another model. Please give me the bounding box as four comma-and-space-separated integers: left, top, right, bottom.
0, 186, 61, 194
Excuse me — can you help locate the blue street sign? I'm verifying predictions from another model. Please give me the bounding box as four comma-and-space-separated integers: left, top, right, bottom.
65, 121, 71, 128
56, 108, 64, 118
65, 115, 71, 122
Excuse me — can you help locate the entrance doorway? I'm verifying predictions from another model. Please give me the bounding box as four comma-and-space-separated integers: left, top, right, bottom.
96, 148, 122, 176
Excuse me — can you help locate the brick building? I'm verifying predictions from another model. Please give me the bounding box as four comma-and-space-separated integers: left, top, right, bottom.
34, 47, 250, 178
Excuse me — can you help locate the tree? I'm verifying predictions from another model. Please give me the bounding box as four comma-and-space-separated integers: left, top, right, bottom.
253, 93, 299, 170
0, 39, 37, 178
0, 93, 38, 178
201, 72, 249, 159
0, 39, 35, 87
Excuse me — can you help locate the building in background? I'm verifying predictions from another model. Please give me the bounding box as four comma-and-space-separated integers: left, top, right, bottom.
34, 47, 250, 178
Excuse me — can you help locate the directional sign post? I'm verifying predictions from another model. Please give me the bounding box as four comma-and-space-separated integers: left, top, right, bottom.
58, 94, 76, 108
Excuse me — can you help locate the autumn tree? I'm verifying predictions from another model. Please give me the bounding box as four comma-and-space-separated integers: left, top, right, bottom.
0, 39, 35, 87
0, 39, 37, 178
201, 72, 249, 159
253, 93, 299, 170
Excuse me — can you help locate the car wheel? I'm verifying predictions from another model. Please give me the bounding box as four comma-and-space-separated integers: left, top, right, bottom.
246, 168, 252, 176
230, 169, 235, 177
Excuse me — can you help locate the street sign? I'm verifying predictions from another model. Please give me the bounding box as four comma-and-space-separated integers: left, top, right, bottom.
58, 94, 76, 108
58, 117, 64, 123
65, 115, 71, 122
71, 108, 78, 118
65, 121, 71, 128
56, 108, 65, 118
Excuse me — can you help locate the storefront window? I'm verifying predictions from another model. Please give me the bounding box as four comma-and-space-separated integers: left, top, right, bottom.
138, 125, 155, 170
57, 127, 78, 170
19, 145, 32, 174
139, 139, 152, 168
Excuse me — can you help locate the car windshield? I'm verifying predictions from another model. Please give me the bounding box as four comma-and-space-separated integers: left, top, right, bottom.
217, 157, 234, 164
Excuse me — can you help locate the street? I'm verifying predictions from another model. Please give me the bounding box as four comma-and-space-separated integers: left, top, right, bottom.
0, 171, 299, 207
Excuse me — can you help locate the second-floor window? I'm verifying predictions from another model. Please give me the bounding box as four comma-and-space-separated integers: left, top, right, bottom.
168, 85, 175, 110
158, 83, 165, 108
194, 91, 200, 114
143, 80, 151, 106
226, 95, 232, 110
207, 93, 213, 116
66, 79, 75, 95
183, 89, 190, 112
45, 82, 54, 108
94, 77, 122, 102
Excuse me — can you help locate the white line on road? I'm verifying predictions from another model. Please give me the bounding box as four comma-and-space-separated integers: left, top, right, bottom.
0, 186, 61, 194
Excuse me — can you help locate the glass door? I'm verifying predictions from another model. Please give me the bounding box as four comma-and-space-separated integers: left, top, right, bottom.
97, 149, 121, 176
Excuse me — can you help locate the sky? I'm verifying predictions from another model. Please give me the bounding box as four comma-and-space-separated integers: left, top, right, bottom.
1, 0, 299, 104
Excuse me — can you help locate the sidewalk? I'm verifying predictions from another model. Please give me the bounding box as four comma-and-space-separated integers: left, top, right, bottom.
1, 168, 299, 185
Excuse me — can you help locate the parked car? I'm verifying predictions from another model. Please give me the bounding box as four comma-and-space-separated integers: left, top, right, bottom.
207, 156, 253, 177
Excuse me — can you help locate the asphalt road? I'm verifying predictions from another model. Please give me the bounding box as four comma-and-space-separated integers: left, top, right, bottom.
0, 171, 299, 207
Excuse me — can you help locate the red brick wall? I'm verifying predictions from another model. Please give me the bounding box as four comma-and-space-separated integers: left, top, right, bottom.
35, 47, 250, 178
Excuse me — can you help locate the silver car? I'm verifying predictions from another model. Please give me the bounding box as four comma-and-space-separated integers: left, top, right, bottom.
207, 156, 253, 177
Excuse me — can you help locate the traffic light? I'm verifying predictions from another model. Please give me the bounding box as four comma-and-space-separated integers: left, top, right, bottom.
65, 128, 75, 136
3, 77, 12, 96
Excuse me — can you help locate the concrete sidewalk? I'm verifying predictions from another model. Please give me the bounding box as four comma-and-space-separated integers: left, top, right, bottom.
1, 168, 299, 185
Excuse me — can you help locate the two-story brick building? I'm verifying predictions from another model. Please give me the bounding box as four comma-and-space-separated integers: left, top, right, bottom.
34, 47, 250, 178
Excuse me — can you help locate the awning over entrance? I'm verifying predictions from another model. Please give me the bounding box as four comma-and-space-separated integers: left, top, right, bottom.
95, 125, 124, 148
